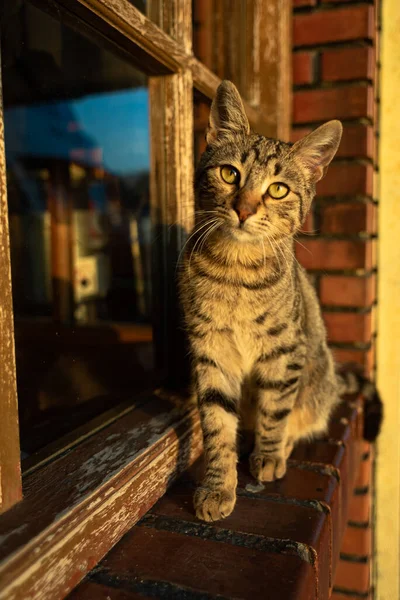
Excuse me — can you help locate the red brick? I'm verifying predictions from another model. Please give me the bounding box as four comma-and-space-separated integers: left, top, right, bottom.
322, 47, 375, 82
361, 440, 374, 461
339, 125, 375, 159
153, 476, 331, 597
320, 275, 376, 307
370, 302, 377, 333
319, 202, 376, 235
301, 210, 316, 234
293, 6, 374, 47
341, 524, 372, 558
101, 522, 319, 600
365, 340, 376, 374
293, 52, 315, 85
355, 454, 372, 489
290, 127, 312, 144
371, 235, 377, 264
317, 163, 374, 197
293, 87, 374, 124
323, 312, 372, 343
331, 347, 372, 370
344, 340, 376, 376
334, 558, 370, 594
292, 125, 375, 159
348, 489, 371, 523
295, 239, 372, 270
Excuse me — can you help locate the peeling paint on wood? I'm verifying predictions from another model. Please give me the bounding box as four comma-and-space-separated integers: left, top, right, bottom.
0, 399, 196, 558
0, 399, 202, 599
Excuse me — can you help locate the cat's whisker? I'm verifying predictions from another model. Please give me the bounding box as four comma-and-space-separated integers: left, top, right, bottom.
262, 229, 282, 274
294, 237, 313, 256
168, 210, 223, 231
299, 229, 318, 236
196, 226, 222, 265
274, 238, 292, 283
198, 220, 222, 255
276, 236, 303, 281
188, 221, 220, 278
260, 238, 267, 270
263, 220, 291, 240
261, 221, 302, 282
261, 224, 295, 287
188, 218, 221, 278
175, 218, 219, 275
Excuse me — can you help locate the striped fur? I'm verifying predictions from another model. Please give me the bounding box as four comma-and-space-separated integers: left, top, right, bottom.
179, 81, 381, 522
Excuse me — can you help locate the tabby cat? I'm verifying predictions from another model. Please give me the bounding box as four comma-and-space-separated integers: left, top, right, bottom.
179, 81, 382, 522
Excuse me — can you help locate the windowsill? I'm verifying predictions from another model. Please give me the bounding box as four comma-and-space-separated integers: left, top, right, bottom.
73, 398, 363, 600
0, 394, 363, 600
0, 392, 202, 599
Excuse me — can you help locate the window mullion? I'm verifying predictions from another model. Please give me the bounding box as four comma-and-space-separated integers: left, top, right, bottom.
148, 0, 194, 388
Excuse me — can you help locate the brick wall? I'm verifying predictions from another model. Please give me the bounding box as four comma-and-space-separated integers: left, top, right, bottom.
332, 443, 374, 599
292, 0, 379, 377
292, 1, 379, 598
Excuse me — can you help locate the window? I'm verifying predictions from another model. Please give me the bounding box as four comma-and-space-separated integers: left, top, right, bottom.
0, 0, 290, 596
2, 1, 153, 467
3, 0, 155, 460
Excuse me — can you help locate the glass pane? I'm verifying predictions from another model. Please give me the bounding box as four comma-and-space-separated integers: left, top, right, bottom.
2, 0, 155, 459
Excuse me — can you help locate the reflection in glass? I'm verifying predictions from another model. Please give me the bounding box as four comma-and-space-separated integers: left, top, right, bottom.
2, 1, 154, 457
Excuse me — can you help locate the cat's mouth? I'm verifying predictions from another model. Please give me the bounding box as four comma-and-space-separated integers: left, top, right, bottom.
228, 219, 260, 242
226, 208, 254, 229
218, 209, 263, 241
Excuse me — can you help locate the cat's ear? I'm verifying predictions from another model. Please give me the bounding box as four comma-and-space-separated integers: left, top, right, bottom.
206, 80, 250, 144
290, 120, 343, 182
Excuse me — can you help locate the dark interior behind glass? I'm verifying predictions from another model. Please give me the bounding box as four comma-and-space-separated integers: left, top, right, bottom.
1, 0, 155, 459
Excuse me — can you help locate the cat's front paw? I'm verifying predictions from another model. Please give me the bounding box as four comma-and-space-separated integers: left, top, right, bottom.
194, 486, 236, 522
249, 452, 287, 482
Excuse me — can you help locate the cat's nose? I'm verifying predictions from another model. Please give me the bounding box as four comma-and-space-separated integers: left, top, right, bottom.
234, 206, 254, 223
233, 195, 258, 223
234, 191, 260, 224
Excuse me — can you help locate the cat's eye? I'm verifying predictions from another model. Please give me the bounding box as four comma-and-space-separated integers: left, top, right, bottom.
267, 182, 290, 199
220, 165, 240, 185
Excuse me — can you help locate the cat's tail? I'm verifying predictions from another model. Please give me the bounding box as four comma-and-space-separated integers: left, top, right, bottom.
336, 364, 383, 442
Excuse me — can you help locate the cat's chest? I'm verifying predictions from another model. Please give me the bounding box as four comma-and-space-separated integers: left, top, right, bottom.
195, 282, 269, 329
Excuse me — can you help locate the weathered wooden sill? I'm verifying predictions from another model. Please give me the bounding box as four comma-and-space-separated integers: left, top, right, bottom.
0, 394, 202, 600
69, 398, 364, 600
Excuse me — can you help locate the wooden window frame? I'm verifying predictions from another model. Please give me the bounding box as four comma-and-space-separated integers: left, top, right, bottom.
0, 0, 291, 597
